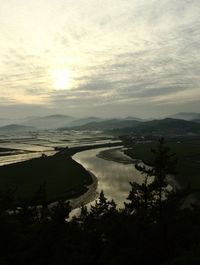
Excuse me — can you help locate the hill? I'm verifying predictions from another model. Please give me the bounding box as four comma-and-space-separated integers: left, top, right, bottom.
22, 114, 75, 129
169, 112, 200, 121
193, 119, 200, 123
124, 116, 144, 121
0, 124, 35, 134
68, 116, 103, 127
109, 118, 200, 136
63, 118, 141, 131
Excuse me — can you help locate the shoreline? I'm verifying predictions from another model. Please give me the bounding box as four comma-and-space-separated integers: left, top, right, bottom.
46, 144, 200, 212
68, 146, 133, 212
48, 169, 98, 212
68, 170, 98, 210
97, 147, 138, 165
60, 142, 122, 209
97, 147, 181, 190
0, 142, 121, 211
55, 141, 121, 157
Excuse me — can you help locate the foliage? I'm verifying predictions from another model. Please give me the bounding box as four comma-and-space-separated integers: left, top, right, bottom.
124, 136, 200, 188
0, 139, 200, 265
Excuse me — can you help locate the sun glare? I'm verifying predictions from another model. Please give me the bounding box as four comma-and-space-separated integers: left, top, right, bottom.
52, 69, 71, 90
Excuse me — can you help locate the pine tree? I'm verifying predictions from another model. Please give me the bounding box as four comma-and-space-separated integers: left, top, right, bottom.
125, 173, 155, 222
50, 200, 71, 223
90, 191, 116, 218
150, 138, 177, 220
125, 138, 177, 223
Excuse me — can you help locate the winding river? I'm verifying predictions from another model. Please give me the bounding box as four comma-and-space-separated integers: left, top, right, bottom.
73, 147, 144, 208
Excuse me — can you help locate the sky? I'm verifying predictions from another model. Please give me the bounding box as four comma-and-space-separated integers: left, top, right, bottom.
0, 0, 200, 118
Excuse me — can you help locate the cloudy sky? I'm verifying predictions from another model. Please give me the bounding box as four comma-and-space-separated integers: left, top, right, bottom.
0, 0, 200, 118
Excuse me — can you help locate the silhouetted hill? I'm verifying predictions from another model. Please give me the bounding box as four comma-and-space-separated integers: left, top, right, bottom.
63, 119, 141, 131
0, 124, 35, 134
193, 119, 200, 123
124, 116, 144, 121
69, 116, 103, 127
63, 117, 200, 135
110, 118, 200, 135
169, 112, 200, 121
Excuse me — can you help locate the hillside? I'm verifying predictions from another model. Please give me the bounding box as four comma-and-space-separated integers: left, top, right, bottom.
169, 112, 200, 121
109, 118, 200, 135
63, 119, 141, 131
68, 116, 103, 127
22, 114, 75, 129
0, 124, 35, 134
193, 119, 200, 123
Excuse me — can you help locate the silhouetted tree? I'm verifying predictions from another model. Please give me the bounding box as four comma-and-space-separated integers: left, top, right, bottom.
31, 182, 49, 221
50, 200, 71, 223
90, 191, 117, 218
126, 138, 177, 222
125, 172, 155, 223
1, 138, 200, 265
150, 138, 177, 219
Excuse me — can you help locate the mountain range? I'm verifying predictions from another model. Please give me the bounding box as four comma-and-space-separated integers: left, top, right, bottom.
108, 118, 200, 136
0, 112, 199, 135
62, 118, 141, 131
0, 115, 104, 130
168, 112, 200, 121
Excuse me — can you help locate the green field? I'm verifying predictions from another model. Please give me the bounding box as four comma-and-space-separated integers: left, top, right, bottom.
0, 154, 92, 203
125, 137, 200, 188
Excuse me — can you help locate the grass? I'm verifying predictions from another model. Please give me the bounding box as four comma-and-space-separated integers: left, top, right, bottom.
125, 137, 200, 188
0, 154, 92, 203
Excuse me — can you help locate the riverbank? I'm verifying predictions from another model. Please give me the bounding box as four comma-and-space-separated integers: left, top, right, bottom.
124, 140, 200, 189
97, 147, 135, 164
68, 170, 98, 210
97, 147, 181, 190
55, 141, 121, 156
0, 142, 121, 205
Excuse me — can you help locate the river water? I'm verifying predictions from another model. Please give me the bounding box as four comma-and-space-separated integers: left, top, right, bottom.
73, 147, 145, 208
0, 129, 171, 211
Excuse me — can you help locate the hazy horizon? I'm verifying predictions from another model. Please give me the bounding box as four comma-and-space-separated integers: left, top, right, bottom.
0, 0, 200, 118
0, 111, 200, 122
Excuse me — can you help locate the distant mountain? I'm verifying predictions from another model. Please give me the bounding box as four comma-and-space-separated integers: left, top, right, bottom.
169, 112, 200, 121
0, 124, 35, 134
124, 116, 143, 121
22, 114, 75, 129
124, 116, 144, 121
64, 119, 141, 131
68, 117, 103, 127
0, 118, 27, 127
110, 118, 200, 135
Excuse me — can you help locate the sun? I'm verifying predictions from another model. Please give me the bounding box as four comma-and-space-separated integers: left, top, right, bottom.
52, 69, 71, 90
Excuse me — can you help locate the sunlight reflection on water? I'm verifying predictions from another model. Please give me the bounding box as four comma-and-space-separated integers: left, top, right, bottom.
73, 148, 145, 208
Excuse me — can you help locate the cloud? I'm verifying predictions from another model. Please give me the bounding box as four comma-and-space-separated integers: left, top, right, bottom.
0, 0, 200, 117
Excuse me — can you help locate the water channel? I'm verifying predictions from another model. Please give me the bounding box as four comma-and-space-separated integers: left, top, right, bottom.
73, 147, 144, 208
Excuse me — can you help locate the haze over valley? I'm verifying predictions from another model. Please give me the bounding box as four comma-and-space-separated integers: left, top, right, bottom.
0, 0, 200, 264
